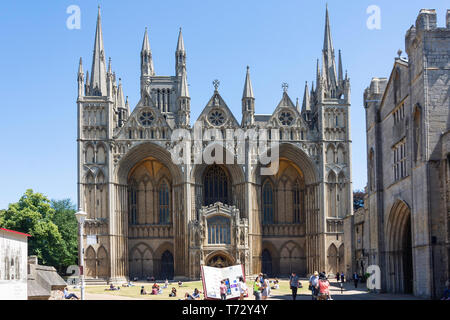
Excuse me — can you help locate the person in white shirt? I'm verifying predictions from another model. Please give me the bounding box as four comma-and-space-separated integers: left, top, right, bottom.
237, 276, 248, 300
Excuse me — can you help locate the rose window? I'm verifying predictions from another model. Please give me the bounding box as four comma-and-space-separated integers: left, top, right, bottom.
278, 111, 294, 126
139, 111, 155, 126
208, 110, 226, 126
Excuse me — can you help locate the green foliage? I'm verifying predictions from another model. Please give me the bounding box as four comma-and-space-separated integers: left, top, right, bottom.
0, 189, 78, 274
51, 199, 78, 272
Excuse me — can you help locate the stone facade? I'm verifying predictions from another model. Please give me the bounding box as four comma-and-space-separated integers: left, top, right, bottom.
363, 9, 450, 298
0, 228, 29, 300
76, 7, 352, 282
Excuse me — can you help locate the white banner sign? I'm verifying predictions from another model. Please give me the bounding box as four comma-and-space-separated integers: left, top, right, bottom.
201, 265, 245, 300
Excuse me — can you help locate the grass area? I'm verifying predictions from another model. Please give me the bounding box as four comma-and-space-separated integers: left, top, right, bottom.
70, 279, 313, 300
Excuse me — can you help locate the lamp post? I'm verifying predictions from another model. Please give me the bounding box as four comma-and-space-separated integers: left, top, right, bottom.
75, 209, 87, 300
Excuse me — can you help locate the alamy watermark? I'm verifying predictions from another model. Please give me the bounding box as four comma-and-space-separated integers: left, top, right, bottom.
66, 5, 81, 30
366, 265, 381, 290
366, 5, 381, 30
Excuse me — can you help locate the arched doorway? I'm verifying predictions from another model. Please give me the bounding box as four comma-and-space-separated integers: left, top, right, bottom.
386, 200, 413, 294
262, 249, 273, 276
327, 244, 338, 274
160, 250, 174, 280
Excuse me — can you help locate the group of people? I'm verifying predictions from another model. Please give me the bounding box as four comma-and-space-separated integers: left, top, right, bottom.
252, 273, 271, 300
308, 271, 333, 300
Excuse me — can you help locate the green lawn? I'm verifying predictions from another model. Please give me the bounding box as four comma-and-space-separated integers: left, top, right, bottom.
71, 279, 312, 300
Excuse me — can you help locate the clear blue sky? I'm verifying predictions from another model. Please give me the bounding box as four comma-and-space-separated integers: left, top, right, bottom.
0, 0, 448, 209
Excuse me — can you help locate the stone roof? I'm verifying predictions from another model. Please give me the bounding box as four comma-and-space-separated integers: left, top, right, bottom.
27, 257, 67, 300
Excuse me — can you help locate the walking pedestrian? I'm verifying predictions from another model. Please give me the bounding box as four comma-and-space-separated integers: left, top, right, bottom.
261, 274, 270, 300
336, 272, 340, 282
309, 271, 319, 300
238, 276, 247, 300
317, 273, 332, 300
289, 272, 300, 300
353, 272, 359, 288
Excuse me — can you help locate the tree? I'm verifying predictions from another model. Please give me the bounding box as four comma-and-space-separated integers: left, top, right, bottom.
353, 189, 365, 211
0, 190, 77, 274
51, 199, 78, 273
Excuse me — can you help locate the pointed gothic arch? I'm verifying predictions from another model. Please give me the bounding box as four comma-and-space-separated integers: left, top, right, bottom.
386, 200, 413, 294
327, 243, 338, 274
97, 246, 109, 278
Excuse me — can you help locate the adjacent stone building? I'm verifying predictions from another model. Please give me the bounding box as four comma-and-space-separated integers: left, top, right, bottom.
0, 228, 30, 300
76, 7, 353, 282
363, 9, 450, 298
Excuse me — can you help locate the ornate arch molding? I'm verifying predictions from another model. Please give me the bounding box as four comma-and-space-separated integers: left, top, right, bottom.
116, 142, 183, 185
190, 145, 246, 186
204, 250, 236, 266
253, 142, 319, 185
386, 200, 411, 253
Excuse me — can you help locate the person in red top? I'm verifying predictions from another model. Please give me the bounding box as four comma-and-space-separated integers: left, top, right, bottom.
219, 280, 227, 300
317, 273, 332, 300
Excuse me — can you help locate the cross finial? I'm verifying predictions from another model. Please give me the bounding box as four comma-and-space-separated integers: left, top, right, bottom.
213, 79, 220, 91
282, 82, 289, 93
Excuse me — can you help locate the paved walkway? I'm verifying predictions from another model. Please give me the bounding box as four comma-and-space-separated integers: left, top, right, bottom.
268, 280, 421, 300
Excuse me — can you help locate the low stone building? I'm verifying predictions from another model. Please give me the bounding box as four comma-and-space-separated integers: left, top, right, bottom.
362, 9, 450, 298
27, 256, 67, 300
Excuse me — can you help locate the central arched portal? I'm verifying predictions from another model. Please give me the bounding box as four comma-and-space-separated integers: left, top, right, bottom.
386, 200, 413, 294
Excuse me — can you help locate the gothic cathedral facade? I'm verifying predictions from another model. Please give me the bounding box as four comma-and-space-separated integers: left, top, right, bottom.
77, 7, 352, 282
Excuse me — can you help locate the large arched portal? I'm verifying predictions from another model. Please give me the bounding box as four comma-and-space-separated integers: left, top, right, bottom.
127, 157, 173, 225
116, 142, 184, 280
386, 200, 413, 294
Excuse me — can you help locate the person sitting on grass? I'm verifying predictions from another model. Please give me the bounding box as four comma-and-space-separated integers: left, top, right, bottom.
169, 287, 177, 297
271, 278, 279, 290
140, 286, 147, 295
184, 288, 201, 300
151, 283, 160, 295
106, 283, 120, 291
178, 280, 183, 287
63, 287, 79, 300
163, 279, 169, 289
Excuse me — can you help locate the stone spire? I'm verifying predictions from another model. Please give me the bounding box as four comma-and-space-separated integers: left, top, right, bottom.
141, 27, 155, 76
322, 5, 337, 92
338, 49, 343, 84
116, 79, 125, 108
77, 58, 84, 97
302, 81, 311, 113
179, 68, 189, 98
242, 65, 254, 99
177, 46, 190, 128
175, 28, 186, 76
242, 66, 255, 127
90, 6, 107, 96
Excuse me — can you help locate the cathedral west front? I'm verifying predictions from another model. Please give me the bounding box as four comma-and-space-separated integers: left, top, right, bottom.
77, 7, 352, 282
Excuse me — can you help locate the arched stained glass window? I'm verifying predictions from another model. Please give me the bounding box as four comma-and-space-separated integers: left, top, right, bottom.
262, 181, 274, 224
158, 181, 170, 224
207, 216, 231, 244
203, 165, 229, 206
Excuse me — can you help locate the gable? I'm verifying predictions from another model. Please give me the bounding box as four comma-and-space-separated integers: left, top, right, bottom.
196, 91, 240, 128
